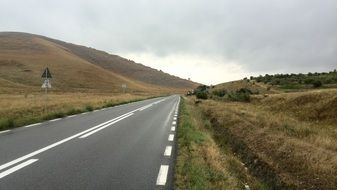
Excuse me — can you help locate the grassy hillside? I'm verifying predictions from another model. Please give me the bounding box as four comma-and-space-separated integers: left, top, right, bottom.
0, 32, 198, 94
0, 32, 158, 94
38, 33, 198, 90
186, 79, 337, 189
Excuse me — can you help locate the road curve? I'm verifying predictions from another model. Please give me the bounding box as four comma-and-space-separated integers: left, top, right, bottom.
0, 95, 180, 190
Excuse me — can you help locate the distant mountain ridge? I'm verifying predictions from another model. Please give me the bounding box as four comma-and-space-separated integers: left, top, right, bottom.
0, 32, 198, 93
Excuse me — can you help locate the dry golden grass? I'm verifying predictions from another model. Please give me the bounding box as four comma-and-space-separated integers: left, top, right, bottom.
212, 79, 278, 94
175, 97, 267, 190
0, 32, 190, 95
0, 32, 198, 93
0, 92, 151, 130
197, 89, 337, 189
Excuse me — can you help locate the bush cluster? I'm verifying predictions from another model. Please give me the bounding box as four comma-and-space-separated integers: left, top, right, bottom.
250, 69, 337, 88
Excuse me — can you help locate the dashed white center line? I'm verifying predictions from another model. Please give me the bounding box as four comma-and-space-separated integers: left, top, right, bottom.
172, 121, 176, 125
0, 159, 38, 179
164, 146, 172, 156
173, 117, 177, 121
156, 165, 169, 186
24, 123, 41, 128
171, 126, 175, 131
0, 130, 10, 134
67, 115, 76, 118
81, 112, 88, 115
168, 134, 174, 141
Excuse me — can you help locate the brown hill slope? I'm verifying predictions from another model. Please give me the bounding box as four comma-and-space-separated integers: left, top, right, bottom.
37, 34, 198, 89
0, 32, 198, 93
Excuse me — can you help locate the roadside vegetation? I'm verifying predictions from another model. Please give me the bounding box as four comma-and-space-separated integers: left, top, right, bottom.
174, 97, 268, 190
250, 69, 337, 90
0, 93, 154, 131
187, 75, 337, 189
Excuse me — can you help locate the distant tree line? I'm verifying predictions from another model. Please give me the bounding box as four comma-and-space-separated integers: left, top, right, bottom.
250, 69, 337, 88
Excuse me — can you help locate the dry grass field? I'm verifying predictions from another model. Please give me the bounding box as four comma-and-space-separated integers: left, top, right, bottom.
193, 89, 337, 189
0, 93, 153, 130
174, 97, 268, 190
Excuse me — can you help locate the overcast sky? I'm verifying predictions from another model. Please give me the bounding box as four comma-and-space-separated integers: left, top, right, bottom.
0, 0, 336, 84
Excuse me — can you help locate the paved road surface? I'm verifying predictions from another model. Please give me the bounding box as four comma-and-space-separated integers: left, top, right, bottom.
0, 95, 180, 190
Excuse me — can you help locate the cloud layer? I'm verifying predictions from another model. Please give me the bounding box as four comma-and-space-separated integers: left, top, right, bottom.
1, 0, 336, 84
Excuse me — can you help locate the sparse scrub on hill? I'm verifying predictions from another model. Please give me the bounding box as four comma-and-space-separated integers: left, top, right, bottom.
250, 69, 337, 90
196, 91, 208, 99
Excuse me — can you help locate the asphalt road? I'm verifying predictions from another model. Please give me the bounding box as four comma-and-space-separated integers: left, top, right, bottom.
0, 95, 180, 190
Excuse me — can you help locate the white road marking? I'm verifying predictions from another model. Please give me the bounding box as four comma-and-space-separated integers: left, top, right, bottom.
67, 115, 76, 118
0, 105, 146, 172
79, 113, 133, 138
0, 130, 10, 134
173, 117, 177, 121
0, 159, 38, 179
171, 127, 175, 131
164, 146, 172, 156
172, 121, 176, 125
93, 110, 99, 112
81, 112, 88, 115
49, 118, 61, 122
24, 123, 41, 128
156, 165, 169, 186
0, 101, 156, 177
168, 134, 174, 141
138, 104, 152, 111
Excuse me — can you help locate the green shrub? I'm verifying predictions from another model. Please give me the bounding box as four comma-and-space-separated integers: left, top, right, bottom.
227, 88, 251, 102
0, 118, 15, 130
212, 89, 226, 97
85, 105, 93, 111
228, 92, 250, 102
196, 91, 208, 99
312, 80, 322, 88
66, 108, 82, 115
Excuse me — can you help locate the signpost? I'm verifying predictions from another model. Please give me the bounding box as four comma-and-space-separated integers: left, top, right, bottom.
41, 67, 52, 111
122, 84, 127, 93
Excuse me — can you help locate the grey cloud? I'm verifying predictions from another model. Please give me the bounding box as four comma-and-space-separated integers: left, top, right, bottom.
0, 0, 336, 75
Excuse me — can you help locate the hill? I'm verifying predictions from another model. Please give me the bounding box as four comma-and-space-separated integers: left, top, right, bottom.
42, 36, 198, 89
186, 73, 337, 189
0, 32, 198, 94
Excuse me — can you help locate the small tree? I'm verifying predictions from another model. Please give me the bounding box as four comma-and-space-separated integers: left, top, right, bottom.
196, 91, 208, 99
312, 80, 322, 88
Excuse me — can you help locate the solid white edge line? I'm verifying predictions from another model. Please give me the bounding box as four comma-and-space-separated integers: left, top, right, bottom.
164, 146, 172, 156
171, 127, 175, 131
24, 123, 42, 128
168, 134, 174, 141
156, 165, 169, 186
0, 130, 10, 134
79, 113, 134, 138
49, 118, 61, 122
0, 108, 141, 171
0, 101, 154, 172
0, 159, 38, 179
